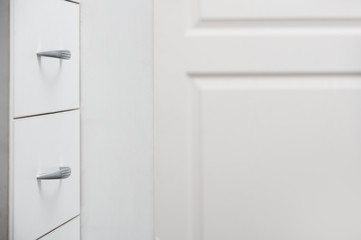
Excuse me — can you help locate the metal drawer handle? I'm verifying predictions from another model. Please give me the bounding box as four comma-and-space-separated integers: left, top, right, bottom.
37, 50, 71, 60
37, 166, 71, 180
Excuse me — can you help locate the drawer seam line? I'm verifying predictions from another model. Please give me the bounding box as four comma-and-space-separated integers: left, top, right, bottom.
35, 215, 80, 240
14, 108, 80, 120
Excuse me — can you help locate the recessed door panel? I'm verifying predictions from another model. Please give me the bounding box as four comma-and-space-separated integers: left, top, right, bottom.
196, 76, 361, 240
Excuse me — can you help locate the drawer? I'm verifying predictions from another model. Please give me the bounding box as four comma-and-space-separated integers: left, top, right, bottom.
13, 111, 80, 240
14, 0, 79, 118
40, 217, 80, 240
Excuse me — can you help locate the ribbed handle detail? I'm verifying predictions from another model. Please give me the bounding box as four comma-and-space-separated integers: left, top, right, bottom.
37, 50, 71, 60
37, 166, 71, 180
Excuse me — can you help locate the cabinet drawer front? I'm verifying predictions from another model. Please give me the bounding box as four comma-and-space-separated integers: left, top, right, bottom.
13, 111, 80, 240
40, 217, 80, 240
14, 0, 79, 118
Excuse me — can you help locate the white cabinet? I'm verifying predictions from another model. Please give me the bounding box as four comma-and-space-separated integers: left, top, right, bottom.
0, 0, 80, 239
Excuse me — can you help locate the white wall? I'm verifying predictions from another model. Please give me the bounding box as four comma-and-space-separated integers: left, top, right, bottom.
0, 0, 9, 238
80, 0, 153, 239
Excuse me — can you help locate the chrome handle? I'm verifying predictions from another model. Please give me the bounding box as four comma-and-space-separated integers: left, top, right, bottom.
37, 166, 71, 180
37, 50, 71, 60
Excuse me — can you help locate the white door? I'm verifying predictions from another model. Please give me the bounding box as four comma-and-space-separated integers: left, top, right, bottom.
155, 1, 361, 240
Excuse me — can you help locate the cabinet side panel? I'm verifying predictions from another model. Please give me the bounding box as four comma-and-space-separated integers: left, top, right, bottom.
0, 0, 10, 239
81, 0, 153, 238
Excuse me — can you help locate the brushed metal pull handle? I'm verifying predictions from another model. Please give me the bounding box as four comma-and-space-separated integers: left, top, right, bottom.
37, 50, 71, 60
37, 166, 71, 180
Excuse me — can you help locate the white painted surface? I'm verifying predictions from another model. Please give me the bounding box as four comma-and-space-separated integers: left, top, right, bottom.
195, 76, 361, 240
13, 0, 79, 118
1, 0, 81, 239
81, 0, 153, 239
13, 111, 80, 240
200, 0, 361, 20
40, 217, 80, 240
155, 1, 361, 240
